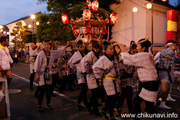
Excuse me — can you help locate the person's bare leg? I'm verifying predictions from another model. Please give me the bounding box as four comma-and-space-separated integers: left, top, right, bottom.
167, 83, 176, 102
159, 82, 171, 109
6, 70, 12, 85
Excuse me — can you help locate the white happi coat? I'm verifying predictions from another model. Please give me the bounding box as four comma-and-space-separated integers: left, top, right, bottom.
119, 60, 134, 88
69, 51, 85, 84
121, 52, 158, 102
35, 48, 65, 86
0, 47, 13, 70
93, 55, 120, 96
29, 49, 39, 74
81, 51, 99, 89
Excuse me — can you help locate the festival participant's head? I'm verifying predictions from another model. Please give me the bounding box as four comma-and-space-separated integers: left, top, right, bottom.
130, 40, 136, 47
137, 38, 151, 52
43, 40, 51, 53
166, 40, 177, 51
103, 41, 114, 57
31, 42, 37, 50
130, 44, 137, 54
92, 40, 101, 54
0, 36, 9, 46
77, 40, 85, 53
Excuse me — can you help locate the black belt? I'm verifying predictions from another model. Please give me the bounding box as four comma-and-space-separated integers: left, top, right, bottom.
140, 81, 159, 92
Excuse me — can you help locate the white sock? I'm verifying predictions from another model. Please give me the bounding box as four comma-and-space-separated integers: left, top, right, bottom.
159, 101, 171, 109
167, 94, 176, 101
168, 94, 171, 98
160, 101, 165, 106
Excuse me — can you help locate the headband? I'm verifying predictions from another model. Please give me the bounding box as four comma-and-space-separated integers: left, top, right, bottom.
138, 37, 149, 44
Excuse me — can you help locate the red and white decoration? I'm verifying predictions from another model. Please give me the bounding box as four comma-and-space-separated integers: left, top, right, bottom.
61, 14, 69, 24
83, 9, 91, 21
110, 13, 117, 24
92, 0, 99, 12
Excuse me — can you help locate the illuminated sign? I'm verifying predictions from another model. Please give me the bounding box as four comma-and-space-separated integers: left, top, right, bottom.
167, 20, 177, 32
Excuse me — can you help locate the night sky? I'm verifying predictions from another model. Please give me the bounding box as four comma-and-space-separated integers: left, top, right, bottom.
0, 0, 47, 25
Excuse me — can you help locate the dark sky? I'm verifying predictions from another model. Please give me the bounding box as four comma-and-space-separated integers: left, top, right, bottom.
0, 0, 47, 25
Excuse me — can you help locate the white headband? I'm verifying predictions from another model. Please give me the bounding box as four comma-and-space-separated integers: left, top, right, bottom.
166, 43, 173, 45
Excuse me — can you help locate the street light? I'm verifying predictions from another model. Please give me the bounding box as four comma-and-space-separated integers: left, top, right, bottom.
30, 14, 36, 42
36, 21, 39, 26
146, 2, 152, 9
146, 0, 154, 45
31, 14, 35, 20
132, 7, 138, 13
0, 25, 3, 29
28, 24, 32, 28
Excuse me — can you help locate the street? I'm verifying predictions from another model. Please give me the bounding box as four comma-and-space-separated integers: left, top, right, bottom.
8, 62, 104, 120
2, 62, 180, 120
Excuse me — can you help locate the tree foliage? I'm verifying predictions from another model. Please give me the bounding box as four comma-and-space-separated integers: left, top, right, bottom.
36, 13, 75, 42
38, 0, 120, 13
11, 22, 31, 48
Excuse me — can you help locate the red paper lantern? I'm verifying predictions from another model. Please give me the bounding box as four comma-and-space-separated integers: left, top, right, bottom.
110, 13, 117, 24
83, 9, 91, 21
92, 0, 99, 12
61, 14, 69, 24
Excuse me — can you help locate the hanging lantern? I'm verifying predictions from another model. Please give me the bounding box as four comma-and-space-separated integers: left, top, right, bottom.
83, 9, 91, 21
92, 0, 99, 12
110, 13, 117, 24
61, 14, 69, 24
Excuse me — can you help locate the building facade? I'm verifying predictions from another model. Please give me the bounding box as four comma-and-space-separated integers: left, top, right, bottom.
111, 0, 179, 47
6, 12, 40, 46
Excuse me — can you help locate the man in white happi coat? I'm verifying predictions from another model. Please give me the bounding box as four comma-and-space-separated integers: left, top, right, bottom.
93, 42, 120, 120
29, 42, 39, 90
157, 40, 180, 109
80, 40, 102, 117
0, 36, 13, 102
34, 40, 66, 112
115, 38, 159, 120
68, 40, 89, 111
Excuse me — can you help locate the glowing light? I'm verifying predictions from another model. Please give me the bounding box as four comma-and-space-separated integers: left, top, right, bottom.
28, 24, 32, 28
132, 7, 138, 13
31, 14, 35, 20
146, 2, 152, 9
36, 21, 39, 25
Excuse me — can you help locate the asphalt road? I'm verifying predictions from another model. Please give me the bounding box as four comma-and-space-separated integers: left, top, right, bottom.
1, 62, 180, 120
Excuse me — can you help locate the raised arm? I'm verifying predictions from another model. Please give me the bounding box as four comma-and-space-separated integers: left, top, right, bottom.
48, 46, 66, 70
69, 52, 82, 68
